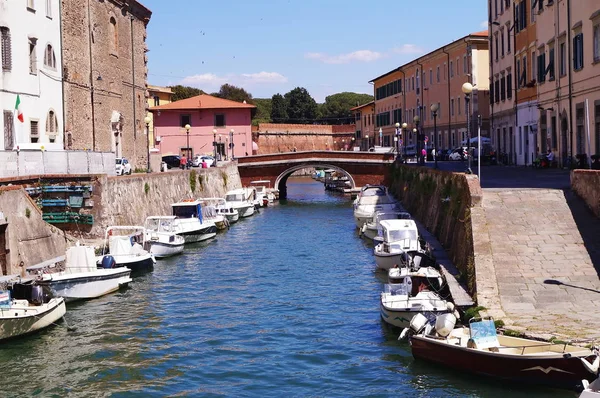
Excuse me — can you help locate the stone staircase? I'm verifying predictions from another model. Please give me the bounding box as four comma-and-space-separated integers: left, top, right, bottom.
473, 188, 600, 339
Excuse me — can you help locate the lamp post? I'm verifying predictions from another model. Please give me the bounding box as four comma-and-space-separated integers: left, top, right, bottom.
144, 116, 151, 172
365, 134, 369, 151
462, 82, 474, 174
402, 122, 408, 162
229, 128, 235, 160
351, 137, 355, 151
394, 122, 401, 161
219, 134, 222, 161
185, 123, 191, 162
413, 115, 421, 164
430, 103, 439, 169
212, 129, 217, 166
379, 128, 383, 147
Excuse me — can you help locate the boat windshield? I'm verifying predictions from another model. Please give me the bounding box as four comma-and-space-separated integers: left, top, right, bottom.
226, 194, 244, 202
172, 205, 198, 218
384, 283, 409, 296
387, 229, 417, 242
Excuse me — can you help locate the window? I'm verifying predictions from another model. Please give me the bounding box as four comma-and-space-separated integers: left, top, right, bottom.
29, 37, 37, 75
523, 55, 527, 84
495, 79, 500, 103
214, 114, 225, 127
501, 30, 505, 57
450, 61, 454, 77
507, 73, 513, 98
559, 41, 566, 76
444, 63, 447, 80
46, 110, 58, 138
45, 0, 51, 18
548, 46, 555, 80
27, 0, 35, 10
516, 58, 521, 89
458, 98, 461, 115
153, 95, 159, 106
429, 69, 432, 85
495, 35, 499, 60
0, 27, 10, 71
495, 0, 498, 19
43, 44, 55, 69
501, 76, 506, 100
573, 33, 584, 70
451, 99, 455, 116
463, 55, 468, 74
594, 24, 600, 63
109, 17, 118, 54
180, 114, 191, 127
596, 102, 600, 155
3, 111, 14, 150
507, 25, 511, 52
436, 66, 440, 82
30, 120, 39, 143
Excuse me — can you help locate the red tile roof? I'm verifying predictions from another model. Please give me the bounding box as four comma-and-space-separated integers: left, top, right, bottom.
150, 94, 256, 111
472, 30, 489, 36
350, 101, 375, 111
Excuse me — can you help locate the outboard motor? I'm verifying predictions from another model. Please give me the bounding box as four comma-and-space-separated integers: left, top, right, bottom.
101, 255, 116, 269
399, 312, 429, 340
31, 285, 44, 306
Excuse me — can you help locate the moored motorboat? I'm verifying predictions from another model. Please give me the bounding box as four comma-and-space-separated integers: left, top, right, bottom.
374, 219, 435, 270
407, 316, 600, 391
249, 180, 276, 206
27, 243, 132, 301
144, 216, 185, 258
581, 377, 600, 397
353, 185, 401, 228
0, 277, 66, 341
98, 226, 156, 274
361, 210, 412, 242
197, 198, 229, 230
171, 200, 218, 242
225, 188, 256, 218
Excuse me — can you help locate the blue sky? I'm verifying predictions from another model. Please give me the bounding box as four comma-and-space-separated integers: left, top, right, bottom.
144, 0, 488, 103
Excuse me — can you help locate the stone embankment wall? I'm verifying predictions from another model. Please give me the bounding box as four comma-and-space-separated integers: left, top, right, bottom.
89, 163, 242, 237
571, 170, 600, 218
389, 165, 482, 294
0, 187, 72, 276
254, 123, 355, 153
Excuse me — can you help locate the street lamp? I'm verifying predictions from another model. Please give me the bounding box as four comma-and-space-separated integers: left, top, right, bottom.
413, 115, 421, 164
462, 82, 474, 174
395, 122, 401, 161
144, 116, 151, 172
212, 129, 217, 166
378, 128, 383, 147
430, 103, 439, 169
402, 122, 408, 162
219, 134, 222, 161
334, 140, 337, 150
365, 134, 369, 151
351, 137, 355, 151
229, 128, 235, 160
185, 124, 191, 163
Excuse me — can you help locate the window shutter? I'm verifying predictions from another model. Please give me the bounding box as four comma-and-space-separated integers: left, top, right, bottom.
578, 34, 584, 69
3, 111, 14, 150
0, 27, 11, 71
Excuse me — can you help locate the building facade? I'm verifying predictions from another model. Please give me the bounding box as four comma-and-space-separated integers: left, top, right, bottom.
146, 84, 172, 150
370, 31, 490, 157
350, 101, 374, 150
150, 94, 255, 160
0, 0, 64, 151
61, 0, 151, 167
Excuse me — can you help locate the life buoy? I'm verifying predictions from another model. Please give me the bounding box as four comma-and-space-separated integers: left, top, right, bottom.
182, 199, 195, 202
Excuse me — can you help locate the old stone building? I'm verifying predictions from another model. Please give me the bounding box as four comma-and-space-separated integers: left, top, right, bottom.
62, 0, 151, 168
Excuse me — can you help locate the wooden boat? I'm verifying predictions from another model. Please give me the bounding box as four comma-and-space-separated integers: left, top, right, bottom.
409, 317, 600, 391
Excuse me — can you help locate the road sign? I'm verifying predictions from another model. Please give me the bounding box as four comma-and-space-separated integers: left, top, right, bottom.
424, 136, 429, 143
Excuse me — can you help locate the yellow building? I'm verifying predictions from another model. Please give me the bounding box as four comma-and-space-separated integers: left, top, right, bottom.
146, 85, 173, 148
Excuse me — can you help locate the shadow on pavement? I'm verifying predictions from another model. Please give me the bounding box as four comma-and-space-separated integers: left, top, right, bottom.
564, 189, 600, 274
544, 279, 600, 294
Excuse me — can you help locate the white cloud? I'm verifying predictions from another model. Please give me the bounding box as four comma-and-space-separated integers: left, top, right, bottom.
180, 71, 288, 91
480, 20, 488, 28
392, 44, 425, 55
305, 50, 383, 64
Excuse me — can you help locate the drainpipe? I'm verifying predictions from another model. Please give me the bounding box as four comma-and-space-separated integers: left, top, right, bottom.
400, 69, 407, 143
567, 0, 574, 159
131, 14, 136, 149
87, 0, 96, 151
442, 45, 451, 149
59, 0, 66, 148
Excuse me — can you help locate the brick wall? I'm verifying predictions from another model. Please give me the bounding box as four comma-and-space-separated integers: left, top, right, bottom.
255, 123, 355, 153
62, 0, 151, 170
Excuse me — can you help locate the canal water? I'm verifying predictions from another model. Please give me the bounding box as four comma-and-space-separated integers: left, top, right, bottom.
0, 177, 574, 397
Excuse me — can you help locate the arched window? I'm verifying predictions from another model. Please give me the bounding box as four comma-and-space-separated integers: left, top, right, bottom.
109, 17, 118, 54
43, 44, 56, 69
46, 110, 58, 140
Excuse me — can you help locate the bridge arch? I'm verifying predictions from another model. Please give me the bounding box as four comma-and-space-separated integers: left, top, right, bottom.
274, 163, 356, 198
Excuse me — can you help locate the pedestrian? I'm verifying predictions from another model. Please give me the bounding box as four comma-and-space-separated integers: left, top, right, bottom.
421, 148, 426, 163
180, 154, 187, 170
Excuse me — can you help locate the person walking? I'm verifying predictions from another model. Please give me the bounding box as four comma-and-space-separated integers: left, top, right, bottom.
180, 154, 187, 170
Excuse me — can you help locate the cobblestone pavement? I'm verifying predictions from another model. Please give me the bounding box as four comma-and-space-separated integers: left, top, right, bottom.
478, 187, 600, 340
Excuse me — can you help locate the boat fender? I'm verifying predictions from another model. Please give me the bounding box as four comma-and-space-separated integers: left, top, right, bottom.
581, 355, 600, 375
101, 255, 116, 269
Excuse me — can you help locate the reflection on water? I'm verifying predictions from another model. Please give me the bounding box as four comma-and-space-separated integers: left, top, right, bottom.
0, 177, 572, 397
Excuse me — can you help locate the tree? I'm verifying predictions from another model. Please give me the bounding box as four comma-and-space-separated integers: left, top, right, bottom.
284, 87, 317, 124
212, 84, 253, 103
270, 93, 288, 123
169, 85, 204, 102
319, 92, 374, 124
252, 98, 272, 125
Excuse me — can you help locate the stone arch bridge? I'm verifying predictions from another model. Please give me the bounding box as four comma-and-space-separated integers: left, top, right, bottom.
237, 151, 395, 199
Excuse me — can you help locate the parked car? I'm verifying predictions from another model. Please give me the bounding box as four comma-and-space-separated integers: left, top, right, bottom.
448, 147, 467, 161
192, 155, 215, 167
115, 157, 132, 175
439, 149, 452, 161
161, 155, 181, 169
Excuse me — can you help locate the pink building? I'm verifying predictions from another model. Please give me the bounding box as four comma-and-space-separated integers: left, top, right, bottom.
150, 94, 256, 160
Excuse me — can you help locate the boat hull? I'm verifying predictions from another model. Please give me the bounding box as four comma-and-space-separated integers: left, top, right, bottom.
410, 335, 598, 391
224, 212, 239, 224
148, 240, 185, 258
115, 255, 155, 274
236, 204, 255, 218
38, 269, 132, 301
0, 298, 66, 341
380, 304, 447, 328
374, 250, 404, 270
180, 224, 218, 243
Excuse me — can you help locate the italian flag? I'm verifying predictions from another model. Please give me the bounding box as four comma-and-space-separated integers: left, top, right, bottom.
15, 95, 23, 123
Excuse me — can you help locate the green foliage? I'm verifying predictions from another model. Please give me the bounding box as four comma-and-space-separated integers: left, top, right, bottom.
25, 208, 31, 218
463, 305, 486, 323
212, 84, 253, 103
319, 92, 373, 124
270, 93, 288, 122
494, 320, 505, 329
252, 98, 272, 124
221, 171, 228, 187
284, 87, 318, 124
133, 167, 147, 173
503, 329, 524, 337
198, 174, 205, 190
144, 182, 150, 195
189, 170, 197, 192
169, 85, 204, 102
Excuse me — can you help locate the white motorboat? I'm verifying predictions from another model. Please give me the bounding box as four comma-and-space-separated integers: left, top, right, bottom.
581, 377, 600, 397
98, 226, 156, 274
171, 200, 218, 242
353, 185, 401, 228
144, 216, 185, 258
197, 198, 229, 230
360, 210, 412, 242
27, 243, 132, 301
249, 180, 276, 206
380, 268, 451, 328
0, 277, 66, 341
374, 219, 434, 270
225, 188, 256, 218
213, 197, 239, 224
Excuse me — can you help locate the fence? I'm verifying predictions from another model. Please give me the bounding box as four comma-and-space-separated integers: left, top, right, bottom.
0, 150, 115, 178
